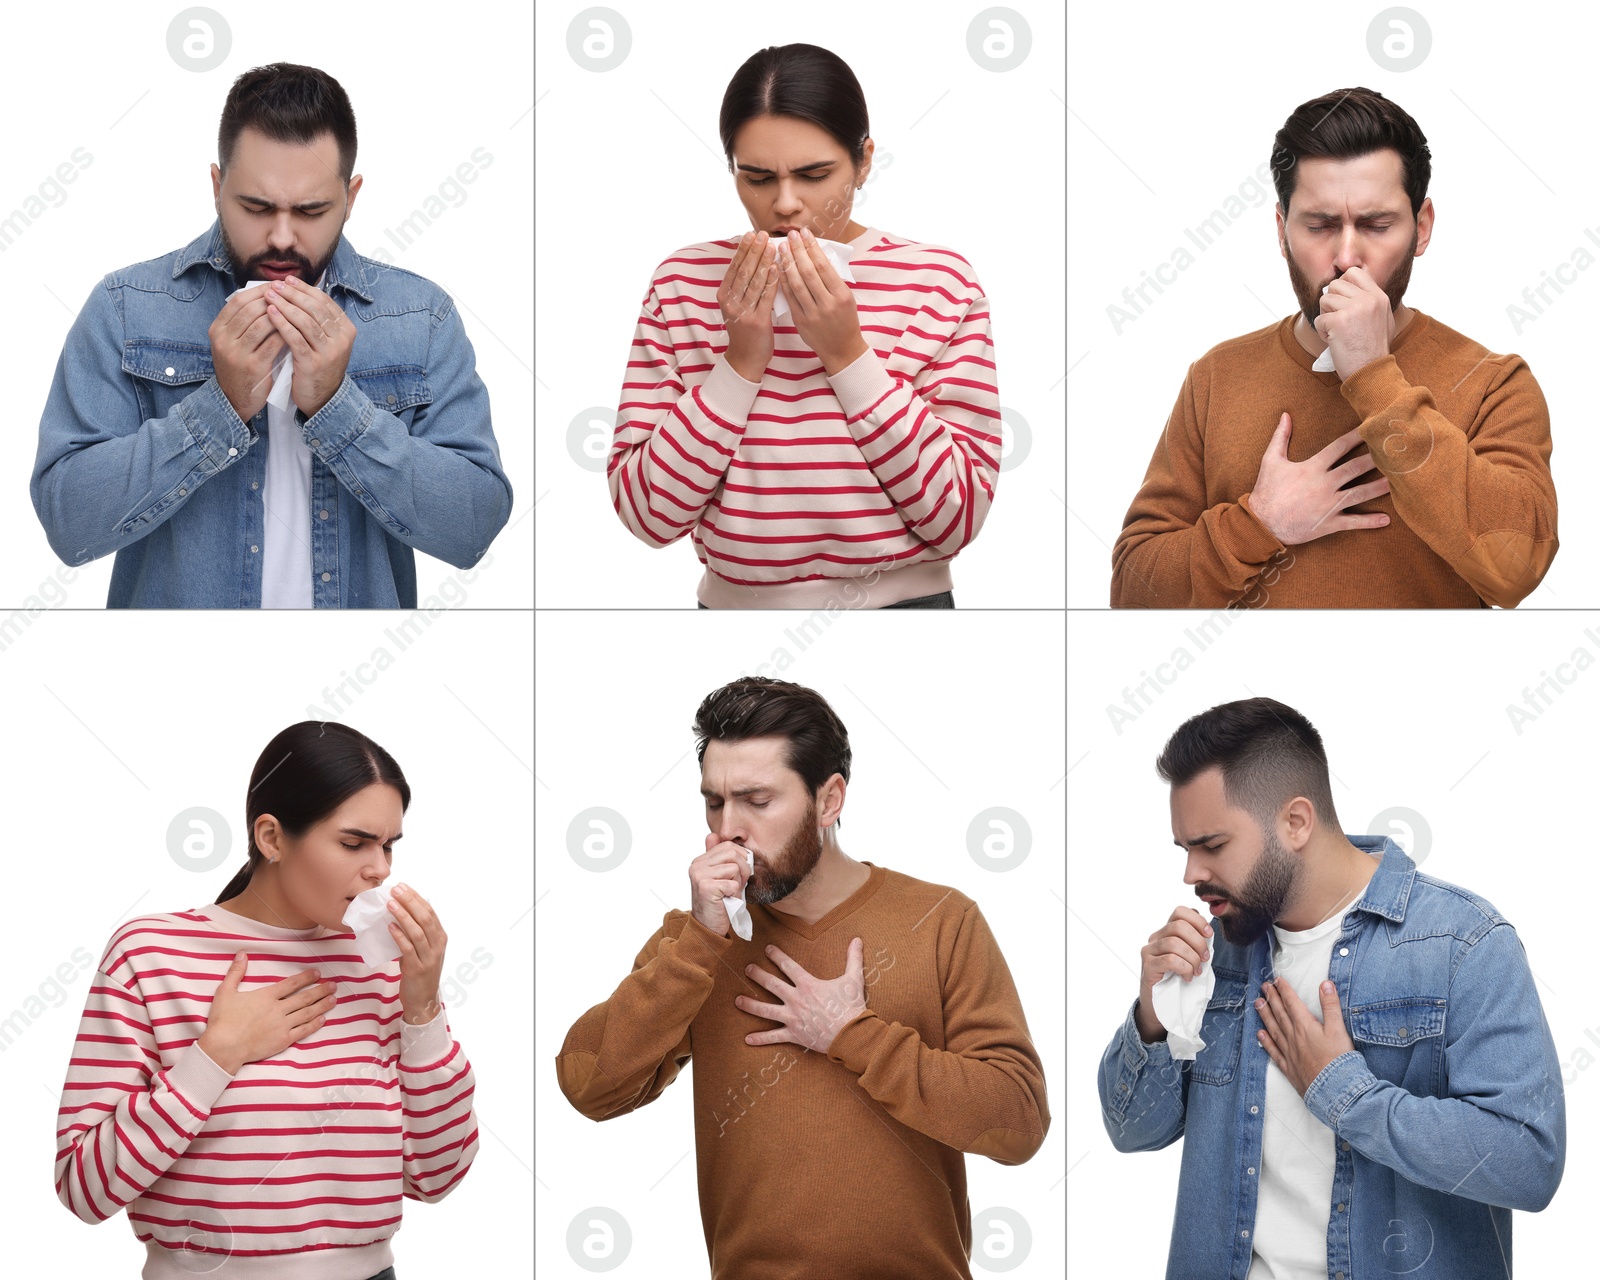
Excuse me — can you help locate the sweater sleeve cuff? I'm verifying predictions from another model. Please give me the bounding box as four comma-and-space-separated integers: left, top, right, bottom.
167, 1039, 236, 1113
1219, 492, 1287, 566
1339, 354, 1412, 419
400, 1007, 456, 1068
698, 356, 764, 424
825, 348, 895, 421
824, 1009, 884, 1073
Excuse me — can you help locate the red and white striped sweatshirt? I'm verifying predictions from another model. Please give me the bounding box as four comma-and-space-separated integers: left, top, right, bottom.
54, 903, 479, 1280
609, 225, 1001, 608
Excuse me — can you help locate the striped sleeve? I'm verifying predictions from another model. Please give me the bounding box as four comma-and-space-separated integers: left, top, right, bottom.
607, 274, 762, 548
397, 1007, 479, 1202
53, 962, 234, 1223
825, 290, 1001, 555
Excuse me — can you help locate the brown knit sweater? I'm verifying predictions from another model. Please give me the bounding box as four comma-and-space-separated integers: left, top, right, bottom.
1110, 310, 1558, 607
554, 861, 1050, 1279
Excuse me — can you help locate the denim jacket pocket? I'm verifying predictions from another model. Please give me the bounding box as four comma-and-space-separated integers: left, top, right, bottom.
1189, 969, 1248, 1085
351, 364, 433, 426
1349, 996, 1447, 1087
123, 339, 216, 422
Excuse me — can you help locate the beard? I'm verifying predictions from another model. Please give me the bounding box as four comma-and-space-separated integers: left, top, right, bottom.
217, 216, 339, 288
744, 798, 825, 906
1285, 224, 1418, 330
1196, 827, 1299, 948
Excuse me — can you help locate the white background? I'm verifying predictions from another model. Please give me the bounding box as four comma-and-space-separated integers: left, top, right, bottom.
0, 0, 533, 609
1068, 1, 1598, 607
535, 1, 1065, 608
1067, 609, 1600, 1273
0, 611, 534, 1274
535, 610, 1065, 1274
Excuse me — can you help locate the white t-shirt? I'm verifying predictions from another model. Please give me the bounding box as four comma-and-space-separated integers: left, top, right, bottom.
259, 270, 328, 608
1246, 906, 1344, 1280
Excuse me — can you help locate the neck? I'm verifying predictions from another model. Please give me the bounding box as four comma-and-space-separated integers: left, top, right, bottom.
1276, 836, 1376, 931
767, 837, 870, 924
219, 874, 320, 931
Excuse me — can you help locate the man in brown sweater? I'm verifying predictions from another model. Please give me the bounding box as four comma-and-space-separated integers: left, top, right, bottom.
1111, 87, 1557, 608
554, 678, 1050, 1279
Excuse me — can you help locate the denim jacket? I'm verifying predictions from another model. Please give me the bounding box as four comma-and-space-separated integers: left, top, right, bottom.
1098, 836, 1565, 1279
30, 220, 512, 607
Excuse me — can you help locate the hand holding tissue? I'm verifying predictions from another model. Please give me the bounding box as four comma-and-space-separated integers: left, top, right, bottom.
1312, 284, 1337, 372
772, 236, 856, 323
342, 886, 404, 968
1149, 925, 1214, 1059
225, 279, 299, 411
723, 851, 755, 940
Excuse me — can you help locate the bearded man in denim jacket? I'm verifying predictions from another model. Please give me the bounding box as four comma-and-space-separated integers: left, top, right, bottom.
1099, 696, 1564, 1279
30, 62, 512, 608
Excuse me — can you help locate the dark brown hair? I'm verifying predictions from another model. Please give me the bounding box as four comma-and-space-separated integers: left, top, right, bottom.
1270, 87, 1431, 220
1155, 697, 1339, 829
215, 721, 410, 903
691, 678, 852, 828
218, 62, 358, 185
719, 44, 870, 182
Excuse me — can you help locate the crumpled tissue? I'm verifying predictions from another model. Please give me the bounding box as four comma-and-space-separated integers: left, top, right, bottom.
341, 885, 404, 968
1312, 284, 1336, 372
723, 850, 755, 940
1150, 918, 1214, 1060
771, 236, 856, 323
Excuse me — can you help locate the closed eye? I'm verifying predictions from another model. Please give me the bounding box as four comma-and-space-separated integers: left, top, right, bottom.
747, 175, 827, 186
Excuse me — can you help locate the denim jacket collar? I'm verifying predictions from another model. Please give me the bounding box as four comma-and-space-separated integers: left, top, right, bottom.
1342, 834, 1414, 924
170, 218, 376, 304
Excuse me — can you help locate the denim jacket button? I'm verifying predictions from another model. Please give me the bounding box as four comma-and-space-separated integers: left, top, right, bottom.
165, 366, 175, 376
178, 487, 187, 496
250, 544, 259, 553
1339, 947, 1349, 956
309, 438, 320, 447
386, 393, 397, 404
1250, 1105, 1258, 1114
321, 571, 331, 582
319, 509, 329, 519
251, 481, 259, 489
228, 447, 238, 456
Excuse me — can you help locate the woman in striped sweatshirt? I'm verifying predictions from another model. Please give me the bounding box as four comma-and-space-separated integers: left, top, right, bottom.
53, 721, 478, 1279
609, 43, 1002, 609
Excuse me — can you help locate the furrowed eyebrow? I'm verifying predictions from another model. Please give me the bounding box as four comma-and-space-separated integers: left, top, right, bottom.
699, 786, 774, 799
736, 161, 835, 175
1173, 833, 1225, 848
238, 195, 335, 212
340, 827, 402, 841
1299, 209, 1398, 221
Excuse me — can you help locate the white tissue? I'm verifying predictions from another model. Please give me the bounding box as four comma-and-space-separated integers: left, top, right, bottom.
1149, 918, 1214, 1060
723, 851, 755, 940
1311, 284, 1336, 372
341, 885, 404, 968
771, 236, 856, 323
224, 278, 313, 412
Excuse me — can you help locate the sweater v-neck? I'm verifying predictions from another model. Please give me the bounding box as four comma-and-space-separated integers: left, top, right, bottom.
758, 860, 885, 940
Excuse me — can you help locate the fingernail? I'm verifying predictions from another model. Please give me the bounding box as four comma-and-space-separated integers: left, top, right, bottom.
802, 227, 813, 239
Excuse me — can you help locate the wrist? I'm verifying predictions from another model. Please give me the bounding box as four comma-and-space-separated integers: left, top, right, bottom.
819, 338, 870, 376
401, 991, 441, 1024
197, 1031, 243, 1075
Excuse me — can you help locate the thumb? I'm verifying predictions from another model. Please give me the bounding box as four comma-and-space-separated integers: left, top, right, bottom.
1320, 980, 1340, 1010
1273, 411, 1292, 453
705, 832, 719, 854
848, 937, 864, 974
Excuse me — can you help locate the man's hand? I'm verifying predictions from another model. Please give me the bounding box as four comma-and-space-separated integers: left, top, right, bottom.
735, 938, 867, 1054
262, 275, 356, 418
209, 290, 289, 424
1255, 976, 1357, 1096
1314, 265, 1396, 380
1248, 414, 1392, 546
